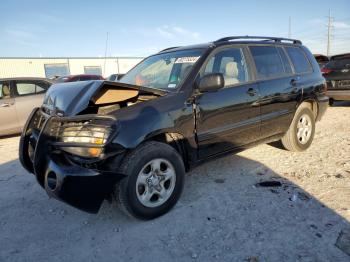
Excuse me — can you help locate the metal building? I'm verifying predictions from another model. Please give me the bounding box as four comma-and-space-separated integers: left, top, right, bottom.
0, 57, 143, 78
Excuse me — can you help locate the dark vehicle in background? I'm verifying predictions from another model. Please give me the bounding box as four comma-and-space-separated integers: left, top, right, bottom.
321, 53, 350, 103
314, 54, 329, 68
0, 77, 52, 136
55, 74, 104, 83
106, 74, 124, 81
19, 36, 328, 219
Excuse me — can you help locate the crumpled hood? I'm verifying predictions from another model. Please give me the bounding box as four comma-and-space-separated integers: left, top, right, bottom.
43, 80, 166, 116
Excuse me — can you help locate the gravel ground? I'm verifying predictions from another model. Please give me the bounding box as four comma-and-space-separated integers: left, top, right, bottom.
0, 102, 349, 262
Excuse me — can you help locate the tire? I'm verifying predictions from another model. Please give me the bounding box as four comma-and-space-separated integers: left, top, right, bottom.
329, 98, 334, 106
116, 141, 185, 220
281, 105, 315, 152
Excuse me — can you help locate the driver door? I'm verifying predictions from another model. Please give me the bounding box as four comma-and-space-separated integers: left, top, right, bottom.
195, 46, 261, 159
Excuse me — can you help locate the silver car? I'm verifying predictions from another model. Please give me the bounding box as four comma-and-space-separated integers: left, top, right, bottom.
0, 78, 52, 136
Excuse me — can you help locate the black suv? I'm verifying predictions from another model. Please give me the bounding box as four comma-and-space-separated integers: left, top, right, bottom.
19, 36, 328, 219
321, 53, 350, 103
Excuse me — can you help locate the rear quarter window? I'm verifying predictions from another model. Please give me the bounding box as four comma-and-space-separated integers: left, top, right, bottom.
277, 47, 292, 75
285, 47, 313, 74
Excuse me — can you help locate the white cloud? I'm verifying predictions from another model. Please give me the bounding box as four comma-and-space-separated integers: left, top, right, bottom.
307, 18, 350, 30
156, 25, 175, 39
5, 28, 37, 47
119, 25, 200, 42
6, 29, 34, 39
157, 25, 200, 40
308, 18, 324, 26
333, 21, 350, 29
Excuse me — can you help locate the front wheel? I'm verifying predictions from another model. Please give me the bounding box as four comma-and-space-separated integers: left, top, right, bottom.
116, 141, 185, 220
281, 105, 315, 152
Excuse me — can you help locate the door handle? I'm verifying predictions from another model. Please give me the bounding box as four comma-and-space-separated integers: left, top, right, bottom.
247, 88, 257, 96
0, 103, 11, 107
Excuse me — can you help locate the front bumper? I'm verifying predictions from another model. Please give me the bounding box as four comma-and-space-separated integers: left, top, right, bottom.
19, 108, 124, 213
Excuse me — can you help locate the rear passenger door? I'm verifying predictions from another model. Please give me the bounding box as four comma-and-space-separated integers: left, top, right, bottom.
195, 46, 261, 159
13, 80, 50, 128
0, 81, 20, 135
249, 45, 300, 138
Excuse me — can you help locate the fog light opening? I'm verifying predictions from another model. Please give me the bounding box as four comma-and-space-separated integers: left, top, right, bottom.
47, 171, 58, 191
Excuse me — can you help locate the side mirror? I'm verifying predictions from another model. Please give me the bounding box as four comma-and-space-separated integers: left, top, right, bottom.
198, 73, 224, 92
117, 74, 125, 80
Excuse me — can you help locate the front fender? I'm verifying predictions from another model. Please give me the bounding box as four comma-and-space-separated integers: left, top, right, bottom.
111, 92, 195, 150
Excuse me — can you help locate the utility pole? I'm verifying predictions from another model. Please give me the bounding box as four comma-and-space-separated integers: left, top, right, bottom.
288, 16, 292, 38
103, 32, 109, 76
326, 9, 334, 56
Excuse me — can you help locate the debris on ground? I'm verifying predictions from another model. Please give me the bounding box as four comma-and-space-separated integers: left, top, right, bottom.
256, 181, 282, 187
246, 256, 259, 262
214, 178, 225, 184
335, 174, 344, 179
289, 192, 311, 202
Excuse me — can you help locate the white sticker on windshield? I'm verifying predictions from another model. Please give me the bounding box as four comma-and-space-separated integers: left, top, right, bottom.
174, 56, 200, 64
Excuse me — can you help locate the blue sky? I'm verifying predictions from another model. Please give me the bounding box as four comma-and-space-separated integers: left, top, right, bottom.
1, 0, 349, 57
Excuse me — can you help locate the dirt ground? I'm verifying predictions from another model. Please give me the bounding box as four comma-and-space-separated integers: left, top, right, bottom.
0, 102, 349, 262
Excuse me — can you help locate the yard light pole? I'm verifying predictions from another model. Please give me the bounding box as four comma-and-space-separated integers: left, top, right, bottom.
326, 9, 333, 56
103, 32, 109, 76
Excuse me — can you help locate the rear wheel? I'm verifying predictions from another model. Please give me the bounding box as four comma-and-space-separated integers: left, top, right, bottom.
116, 141, 185, 220
281, 105, 315, 152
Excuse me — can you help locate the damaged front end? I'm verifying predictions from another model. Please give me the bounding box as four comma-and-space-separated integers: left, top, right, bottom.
19, 80, 163, 213
19, 109, 125, 213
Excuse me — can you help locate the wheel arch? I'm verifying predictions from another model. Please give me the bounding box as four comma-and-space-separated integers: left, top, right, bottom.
297, 99, 318, 119
144, 132, 194, 171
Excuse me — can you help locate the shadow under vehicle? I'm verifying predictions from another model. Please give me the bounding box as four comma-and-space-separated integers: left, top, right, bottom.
19, 36, 328, 219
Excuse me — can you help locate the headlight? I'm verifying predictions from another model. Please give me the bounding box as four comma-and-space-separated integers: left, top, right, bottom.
58, 121, 112, 158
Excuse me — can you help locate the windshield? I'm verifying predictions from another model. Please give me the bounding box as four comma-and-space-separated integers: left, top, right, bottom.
120, 49, 204, 90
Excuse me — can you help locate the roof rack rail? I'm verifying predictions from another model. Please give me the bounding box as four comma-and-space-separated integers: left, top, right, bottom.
215, 36, 302, 45
159, 46, 181, 53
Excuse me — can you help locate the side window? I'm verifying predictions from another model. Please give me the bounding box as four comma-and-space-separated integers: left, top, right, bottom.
285, 47, 312, 74
249, 46, 285, 79
204, 56, 215, 74
203, 47, 249, 87
277, 47, 292, 74
15, 82, 49, 96
0, 82, 11, 99
16, 83, 36, 96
